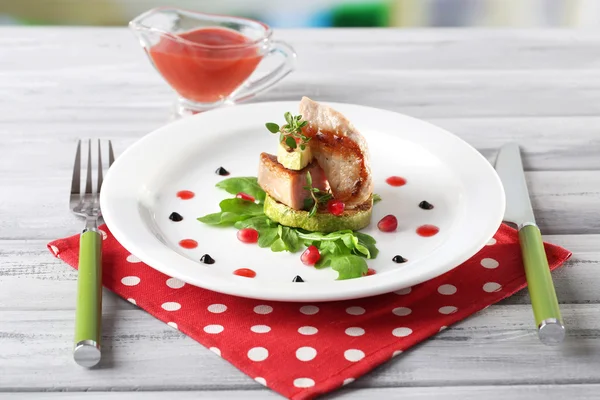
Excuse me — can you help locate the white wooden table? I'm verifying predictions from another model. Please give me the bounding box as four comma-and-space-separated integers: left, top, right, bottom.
1, 27, 600, 399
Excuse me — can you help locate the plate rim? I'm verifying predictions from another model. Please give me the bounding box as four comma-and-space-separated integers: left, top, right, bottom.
100, 100, 505, 302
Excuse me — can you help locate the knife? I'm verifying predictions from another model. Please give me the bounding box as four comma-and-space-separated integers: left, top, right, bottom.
495, 143, 565, 345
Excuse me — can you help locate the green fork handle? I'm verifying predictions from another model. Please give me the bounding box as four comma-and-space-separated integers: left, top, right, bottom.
519, 224, 565, 345
73, 229, 103, 367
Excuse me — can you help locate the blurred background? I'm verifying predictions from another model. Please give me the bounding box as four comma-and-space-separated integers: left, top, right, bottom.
1, 0, 599, 27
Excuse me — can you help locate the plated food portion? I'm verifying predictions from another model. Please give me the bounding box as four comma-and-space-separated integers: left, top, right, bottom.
198, 97, 389, 280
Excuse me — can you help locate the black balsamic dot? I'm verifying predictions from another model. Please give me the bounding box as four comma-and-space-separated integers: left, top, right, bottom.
200, 254, 215, 264
419, 200, 434, 210
292, 275, 304, 283
392, 255, 407, 263
215, 166, 230, 176
168, 212, 183, 222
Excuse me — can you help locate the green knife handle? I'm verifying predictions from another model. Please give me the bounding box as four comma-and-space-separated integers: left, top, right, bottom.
519, 224, 565, 345
73, 229, 102, 367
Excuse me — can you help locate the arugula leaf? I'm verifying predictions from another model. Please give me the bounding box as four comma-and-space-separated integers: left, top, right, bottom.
234, 216, 274, 230
258, 227, 279, 248
330, 255, 368, 280
197, 198, 263, 226
280, 226, 301, 252
219, 198, 263, 216
216, 177, 266, 204
271, 238, 287, 252
355, 231, 379, 259
197, 212, 223, 225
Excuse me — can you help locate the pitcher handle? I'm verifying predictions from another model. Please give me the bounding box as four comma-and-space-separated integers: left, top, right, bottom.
229, 41, 296, 103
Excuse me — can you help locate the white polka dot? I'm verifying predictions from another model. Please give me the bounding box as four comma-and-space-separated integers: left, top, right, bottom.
126, 254, 141, 263
392, 327, 413, 337
251, 325, 271, 333
343, 378, 355, 386
294, 378, 315, 388
127, 298, 136, 305
50, 245, 59, 257
392, 307, 412, 316
438, 284, 457, 295
439, 326, 447, 332
255, 377, 267, 386
167, 322, 178, 329
121, 276, 140, 286
481, 257, 499, 269
345, 327, 365, 337
298, 326, 318, 335
483, 282, 502, 292
254, 305, 273, 314
344, 349, 365, 362
247, 347, 268, 362
296, 346, 317, 361
207, 304, 227, 313
486, 237, 497, 246
394, 287, 412, 295
210, 347, 221, 356
203, 324, 224, 334
166, 277, 185, 289
439, 306, 458, 315
346, 306, 365, 315
98, 229, 107, 240
392, 350, 403, 357
300, 305, 319, 315
161, 302, 181, 311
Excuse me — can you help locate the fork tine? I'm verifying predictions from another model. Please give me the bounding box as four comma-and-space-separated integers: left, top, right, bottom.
85, 139, 93, 195
97, 139, 104, 193
71, 140, 82, 195
108, 140, 115, 167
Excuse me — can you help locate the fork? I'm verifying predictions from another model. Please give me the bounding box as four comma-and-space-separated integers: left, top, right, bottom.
70, 139, 114, 367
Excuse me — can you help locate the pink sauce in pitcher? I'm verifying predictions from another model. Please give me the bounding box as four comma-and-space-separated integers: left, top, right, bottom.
149, 27, 262, 103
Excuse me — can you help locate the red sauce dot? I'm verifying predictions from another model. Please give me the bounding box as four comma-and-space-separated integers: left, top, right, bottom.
179, 239, 198, 249
386, 176, 407, 187
233, 268, 256, 278
366, 268, 376, 276
177, 190, 195, 200
416, 224, 439, 237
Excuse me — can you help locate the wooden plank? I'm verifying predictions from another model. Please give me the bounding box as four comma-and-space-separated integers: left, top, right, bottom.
0, 234, 596, 310
3, 384, 600, 399
1, 170, 598, 241
0, 304, 599, 390
2, 28, 600, 122
3, 27, 600, 72
4, 116, 600, 172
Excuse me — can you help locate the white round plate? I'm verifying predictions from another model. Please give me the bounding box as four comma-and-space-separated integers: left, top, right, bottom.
100, 100, 505, 302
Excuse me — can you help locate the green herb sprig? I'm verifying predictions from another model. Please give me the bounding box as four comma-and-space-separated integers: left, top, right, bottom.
302, 171, 333, 217
266, 112, 311, 151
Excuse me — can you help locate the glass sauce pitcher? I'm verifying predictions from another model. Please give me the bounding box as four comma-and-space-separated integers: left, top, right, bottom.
129, 7, 296, 116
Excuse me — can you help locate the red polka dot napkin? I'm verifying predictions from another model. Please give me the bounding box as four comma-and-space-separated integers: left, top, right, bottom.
48, 223, 570, 400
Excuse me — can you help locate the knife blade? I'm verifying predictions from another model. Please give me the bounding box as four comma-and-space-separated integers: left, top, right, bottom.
495, 143, 565, 345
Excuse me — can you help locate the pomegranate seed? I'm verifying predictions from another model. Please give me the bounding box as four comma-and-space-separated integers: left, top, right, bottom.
378, 214, 398, 232
236, 192, 255, 202
301, 245, 321, 266
327, 200, 345, 216
366, 268, 376, 276
237, 228, 259, 243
